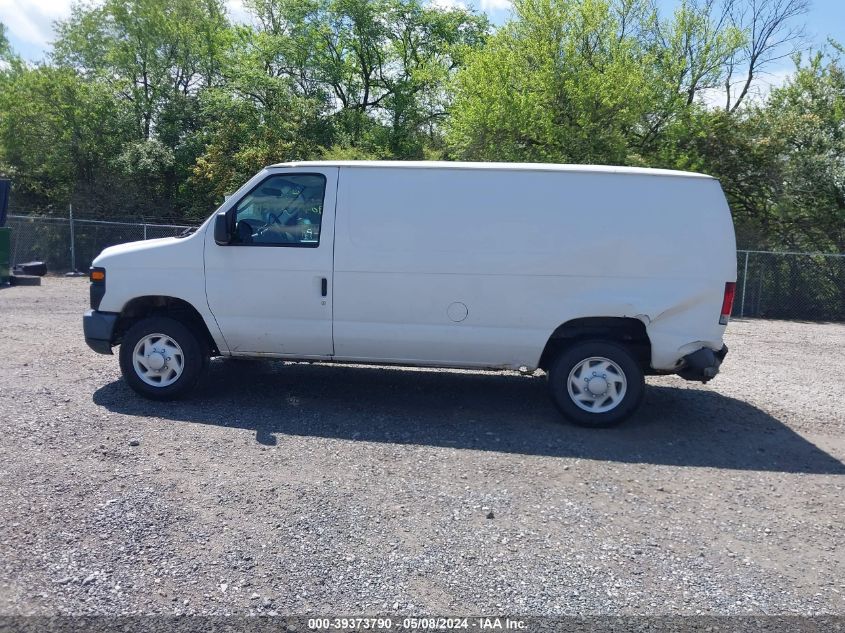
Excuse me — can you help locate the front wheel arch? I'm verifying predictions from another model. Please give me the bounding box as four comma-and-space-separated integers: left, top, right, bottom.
114, 295, 219, 356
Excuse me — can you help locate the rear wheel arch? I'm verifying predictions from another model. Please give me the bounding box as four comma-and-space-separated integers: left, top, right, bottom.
538, 316, 652, 371
113, 295, 219, 355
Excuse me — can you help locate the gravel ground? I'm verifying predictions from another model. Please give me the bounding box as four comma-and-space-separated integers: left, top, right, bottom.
1, 276, 844, 616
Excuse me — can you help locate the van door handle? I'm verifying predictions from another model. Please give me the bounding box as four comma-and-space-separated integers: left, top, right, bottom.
321, 277, 328, 297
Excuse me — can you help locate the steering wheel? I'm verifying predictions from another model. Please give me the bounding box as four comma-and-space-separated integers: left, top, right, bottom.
254, 222, 294, 243
268, 208, 300, 226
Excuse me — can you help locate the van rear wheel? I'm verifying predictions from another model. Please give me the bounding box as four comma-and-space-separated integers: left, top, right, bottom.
119, 316, 208, 400
548, 340, 644, 428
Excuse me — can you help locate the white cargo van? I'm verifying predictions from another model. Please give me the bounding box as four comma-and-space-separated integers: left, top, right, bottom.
83, 161, 736, 427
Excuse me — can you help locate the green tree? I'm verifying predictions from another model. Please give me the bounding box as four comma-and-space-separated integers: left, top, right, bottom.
0, 22, 10, 60
653, 0, 744, 107
655, 50, 845, 253
188, 87, 327, 214
0, 66, 135, 214
723, 0, 808, 111
1, 0, 837, 258
447, 0, 665, 163
761, 51, 845, 252
445, 0, 810, 163
54, 0, 230, 140
244, 0, 488, 155
52, 0, 231, 216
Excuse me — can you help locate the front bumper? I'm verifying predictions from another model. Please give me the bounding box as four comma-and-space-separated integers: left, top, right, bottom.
83, 309, 118, 355
678, 344, 728, 383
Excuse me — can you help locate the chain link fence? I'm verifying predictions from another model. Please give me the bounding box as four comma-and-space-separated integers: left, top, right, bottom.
5, 214, 845, 322
734, 250, 845, 321
6, 215, 193, 273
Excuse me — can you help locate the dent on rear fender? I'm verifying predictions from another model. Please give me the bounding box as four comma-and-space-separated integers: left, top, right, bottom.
643, 292, 724, 371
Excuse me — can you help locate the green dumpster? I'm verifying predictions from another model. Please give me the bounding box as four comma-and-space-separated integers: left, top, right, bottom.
0, 226, 10, 284
0, 226, 9, 284
0, 178, 8, 285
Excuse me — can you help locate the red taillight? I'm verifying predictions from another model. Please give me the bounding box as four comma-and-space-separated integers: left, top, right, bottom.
720, 282, 736, 325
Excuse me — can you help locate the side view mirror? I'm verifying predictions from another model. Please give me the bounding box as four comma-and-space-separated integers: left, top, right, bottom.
214, 210, 233, 245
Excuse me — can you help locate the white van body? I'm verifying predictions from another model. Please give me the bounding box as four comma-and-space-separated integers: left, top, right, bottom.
84, 161, 737, 426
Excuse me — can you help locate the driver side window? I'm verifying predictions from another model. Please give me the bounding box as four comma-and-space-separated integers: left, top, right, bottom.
232, 173, 326, 247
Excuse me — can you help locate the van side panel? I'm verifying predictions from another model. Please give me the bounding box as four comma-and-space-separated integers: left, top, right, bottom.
332, 167, 735, 370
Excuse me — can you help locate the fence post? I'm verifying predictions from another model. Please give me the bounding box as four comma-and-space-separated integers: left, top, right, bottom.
69, 203, 76, 272
143, 223, 148, 240
740, 250, 749, 318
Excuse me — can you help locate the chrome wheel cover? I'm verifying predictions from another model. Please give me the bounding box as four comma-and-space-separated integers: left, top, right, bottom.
566, 356, 628, 413
132, 333, 185, 388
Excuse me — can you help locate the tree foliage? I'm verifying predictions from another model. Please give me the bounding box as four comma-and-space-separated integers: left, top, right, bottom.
0, 0, 841, 254
0, 23, 10, 60
53, 0, 230, 140
447, 0, 660, 163
752, 53, 845, 251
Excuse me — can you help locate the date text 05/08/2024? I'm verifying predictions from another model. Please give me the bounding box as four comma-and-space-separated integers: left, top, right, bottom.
308, 617, 527, 631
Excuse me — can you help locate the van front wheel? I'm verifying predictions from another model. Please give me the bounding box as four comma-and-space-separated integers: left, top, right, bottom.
119, 316, 208, 400
548, 340, 644, 428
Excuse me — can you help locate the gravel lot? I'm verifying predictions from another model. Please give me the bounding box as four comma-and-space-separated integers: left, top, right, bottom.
1, 277, 844, 616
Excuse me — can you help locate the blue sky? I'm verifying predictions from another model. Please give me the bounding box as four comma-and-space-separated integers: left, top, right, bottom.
2, 0, 843, 67
654, 0, 845, 58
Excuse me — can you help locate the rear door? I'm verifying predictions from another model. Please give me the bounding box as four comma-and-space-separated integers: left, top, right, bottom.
204, 167, 338, 356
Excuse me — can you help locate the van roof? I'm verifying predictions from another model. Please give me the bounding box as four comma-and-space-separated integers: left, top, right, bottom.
267, 160, 714, 180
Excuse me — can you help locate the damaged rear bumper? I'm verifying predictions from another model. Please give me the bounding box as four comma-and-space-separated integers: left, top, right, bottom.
678, 344, 728, 383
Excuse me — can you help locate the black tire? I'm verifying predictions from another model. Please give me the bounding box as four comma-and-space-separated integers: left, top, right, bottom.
9, 274, 41, 286
548, 339, 645, 428
119, 316, 209, 400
